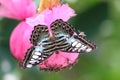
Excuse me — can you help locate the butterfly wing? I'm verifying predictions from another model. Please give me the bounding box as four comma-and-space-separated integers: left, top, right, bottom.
65, 34, 96, 53
50, 19, 75, 37
22, 19, 96, 68
50, 19, 96, 53
22, 25, 53, 68
21, 46, 53, 68
50, 19, 75, 51
30, 25, 49, 45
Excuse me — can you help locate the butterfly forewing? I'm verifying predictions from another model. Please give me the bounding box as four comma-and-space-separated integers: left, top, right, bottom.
50, 19, 75, 51
51, 19, 75, 37
30, 25, 49, 45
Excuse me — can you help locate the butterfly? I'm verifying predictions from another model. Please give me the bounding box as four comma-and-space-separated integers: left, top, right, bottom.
21, 19, 96, 68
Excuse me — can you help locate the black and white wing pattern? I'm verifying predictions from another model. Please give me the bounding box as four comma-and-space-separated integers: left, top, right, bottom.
65, 35, 96, 53
21, 46, 52, 68
50, 19, 96, 53
21, 25, 53, 68
30, 25, 50, 45
50, 19, 75, 51
21, 19, 96, 69
51, 19, 75, 37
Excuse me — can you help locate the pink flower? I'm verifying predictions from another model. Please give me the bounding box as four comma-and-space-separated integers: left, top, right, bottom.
0, 0, 36, 20
0, 0, 36, 60
26, 4, 76, 36
1, 0, 79, 71
10, 21, 33, 61
40, 51, 78, 71
26, 4, 79, 71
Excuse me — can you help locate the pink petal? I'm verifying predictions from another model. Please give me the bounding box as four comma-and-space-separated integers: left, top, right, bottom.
44, 4, 76, 26
26, 4, 76, 28
39, 51, 79, 71
26, 4, 75, 37
0, 0, 36, 20
26, 14, 46, 27
10, 21, 33, 61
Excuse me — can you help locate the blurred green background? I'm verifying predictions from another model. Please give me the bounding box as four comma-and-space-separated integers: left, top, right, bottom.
0, 0, 120, 80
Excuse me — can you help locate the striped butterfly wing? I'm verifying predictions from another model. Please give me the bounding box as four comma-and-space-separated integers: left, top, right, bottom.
51, 19, 96, 53
22, 25, 53, 68
21, 46, 52, 68
21, 19, 96, 68
66, 35, 96, 53
30, 25, 50, 45
50, 19, 75, 51
51, 19, 75, 36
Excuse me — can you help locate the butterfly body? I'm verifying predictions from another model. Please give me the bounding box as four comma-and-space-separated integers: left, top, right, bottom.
21, 19, 96, 68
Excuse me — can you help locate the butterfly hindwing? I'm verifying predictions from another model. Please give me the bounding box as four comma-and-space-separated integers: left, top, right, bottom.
21, 46, 53, 68
65, 34, 96, 53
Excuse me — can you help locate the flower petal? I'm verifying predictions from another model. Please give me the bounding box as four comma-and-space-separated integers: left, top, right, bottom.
26, 4, 76, 27
0, 0, 36, 20
39, 51, 79, 71
43, 4, 76, 26
10, 21, 33, 61
26, 14, 46, 27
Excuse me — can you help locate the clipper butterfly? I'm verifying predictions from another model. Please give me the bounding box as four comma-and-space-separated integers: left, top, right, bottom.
21, 19, 96, 68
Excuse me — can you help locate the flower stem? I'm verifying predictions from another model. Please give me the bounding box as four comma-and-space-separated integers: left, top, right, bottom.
37, 0, 61, 13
